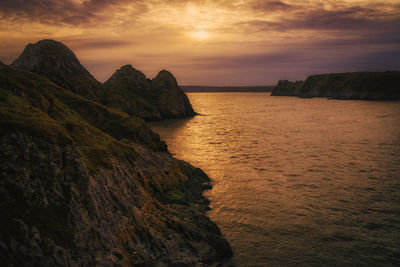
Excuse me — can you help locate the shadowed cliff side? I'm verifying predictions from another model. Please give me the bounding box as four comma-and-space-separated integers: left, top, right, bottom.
104, 66, 195, 120
11, 39, 103, 101
271, 72, 400, 100
11, 40, 196, 120
270, 80, 304, 96
103, 65, 162, 120
0, 63, 232, 265
150, 70, 195, 119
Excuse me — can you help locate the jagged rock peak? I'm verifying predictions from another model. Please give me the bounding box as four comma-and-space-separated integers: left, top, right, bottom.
153, 69, 178, 88
11, 39, 102, 100
104, 64, 147, 87
120, 64, 138, 71
116, 64, 143, 75
102, 64, 162, 120
151, 69, 195, 118
158, 69, 174, 76
11, 39, 82, 74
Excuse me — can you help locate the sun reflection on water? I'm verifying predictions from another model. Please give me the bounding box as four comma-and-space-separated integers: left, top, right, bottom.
149, 93, 400, 266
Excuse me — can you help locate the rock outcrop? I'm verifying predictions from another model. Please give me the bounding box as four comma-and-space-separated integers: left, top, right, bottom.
0, 55, 232, 265
104, 66, 195, 120
103, 65, 162, 120
11, 39, 103, 101
11, 40, 196, 120
271, 80, 304, 96
271, 71, 400, 100
150, 70, 195, 118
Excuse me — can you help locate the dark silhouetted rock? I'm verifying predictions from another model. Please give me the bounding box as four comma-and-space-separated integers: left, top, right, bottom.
11, 40, 197, 120
271, 80, 304, 96
1, 51, 232, 266
299, 72, 400, 100
151, 70, 195, 118
272, 72, 400, 100
11, 39, 103, 101
103, 65, 162, 120
104, 67, 195, 120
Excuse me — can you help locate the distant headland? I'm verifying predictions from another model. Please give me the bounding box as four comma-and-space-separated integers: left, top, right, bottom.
272, 72, 400, 100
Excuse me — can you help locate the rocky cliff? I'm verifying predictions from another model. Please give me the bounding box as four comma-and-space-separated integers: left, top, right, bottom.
0, 61, 232, 264
270, 80, 304, 96
12, 40, 195, 120
150, 70, 195, 119
11, 39, 103, 101
271, 72, 400, 100
104, 66, 195, 120
103, 65, 162, 120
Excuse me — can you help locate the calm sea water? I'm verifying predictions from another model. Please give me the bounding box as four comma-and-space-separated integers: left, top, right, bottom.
149, 93, 400, 266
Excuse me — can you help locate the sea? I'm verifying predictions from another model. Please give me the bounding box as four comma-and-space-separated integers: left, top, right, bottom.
149, 93, 400, 266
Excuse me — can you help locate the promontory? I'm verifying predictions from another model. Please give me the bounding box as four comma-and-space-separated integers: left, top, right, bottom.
271, 72, 400, 100
0, 40, 232, 266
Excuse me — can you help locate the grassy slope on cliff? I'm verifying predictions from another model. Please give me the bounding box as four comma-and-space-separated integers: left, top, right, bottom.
11, 40, 195, 120
0, 63, 232, 266
0, 63, 166, 170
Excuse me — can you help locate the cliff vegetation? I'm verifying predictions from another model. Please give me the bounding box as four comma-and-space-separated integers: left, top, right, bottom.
0, 40, 232, 266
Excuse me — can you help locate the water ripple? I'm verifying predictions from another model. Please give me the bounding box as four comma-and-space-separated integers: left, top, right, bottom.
149, 93, 400, 266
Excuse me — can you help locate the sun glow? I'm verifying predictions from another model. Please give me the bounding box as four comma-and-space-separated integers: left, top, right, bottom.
190, 30, 211, 40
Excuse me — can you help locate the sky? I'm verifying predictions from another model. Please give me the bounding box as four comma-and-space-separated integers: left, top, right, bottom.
0, 0, 399, 86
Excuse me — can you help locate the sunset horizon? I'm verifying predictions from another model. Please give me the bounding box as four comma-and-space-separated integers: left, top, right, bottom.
1, 1, 400, 266
1, 0, 400, 86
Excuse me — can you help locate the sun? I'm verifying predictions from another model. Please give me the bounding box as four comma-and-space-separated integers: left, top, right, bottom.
190, 30, 211, 40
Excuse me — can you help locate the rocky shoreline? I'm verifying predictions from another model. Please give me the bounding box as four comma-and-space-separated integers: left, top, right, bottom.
0, 40, 233, 266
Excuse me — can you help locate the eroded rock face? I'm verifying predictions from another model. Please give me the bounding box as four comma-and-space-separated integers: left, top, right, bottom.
0, 61, 233, 266
151, 70, 195, 118
0, 132, 232, 266
11, 39, 103, 101
104, 66, 195, 120
105, 65, 148, 92
271, 80, 304, 96
11, 39, 196, 120
103, 65, 162, 120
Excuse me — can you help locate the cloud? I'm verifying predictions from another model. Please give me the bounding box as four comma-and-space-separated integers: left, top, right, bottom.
1, 0, 399, 85
0, 0, 147, 26
65, 39, 137, 50
250, 0, 293, 12
352, 49, 400, 71
239, 5, 400, 32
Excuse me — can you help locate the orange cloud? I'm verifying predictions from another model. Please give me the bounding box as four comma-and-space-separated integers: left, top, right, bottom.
1, 0, 399, 85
